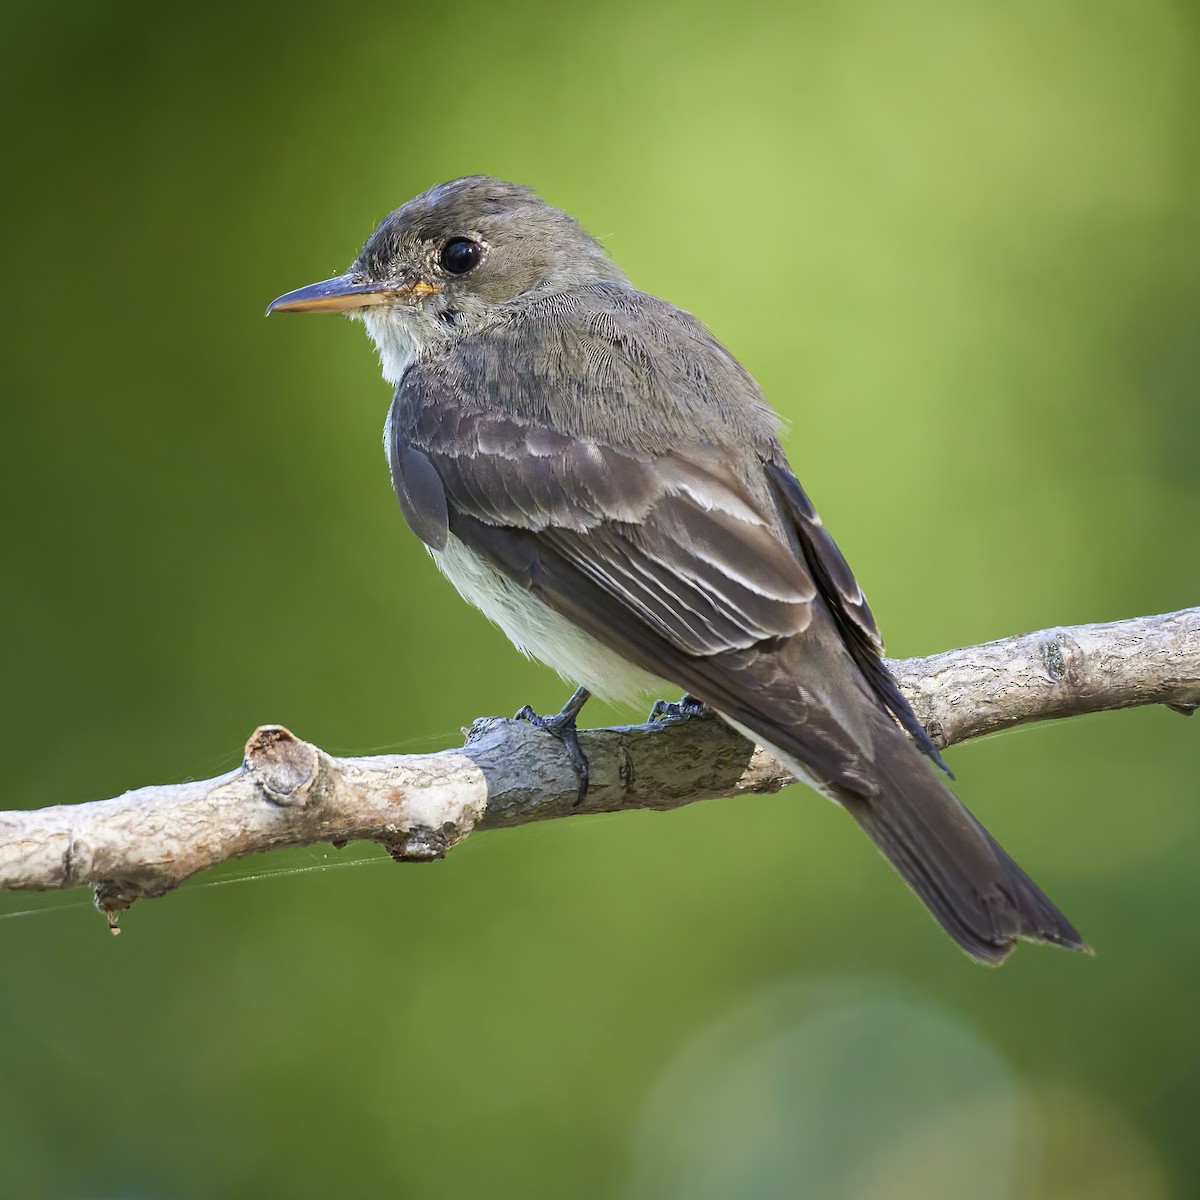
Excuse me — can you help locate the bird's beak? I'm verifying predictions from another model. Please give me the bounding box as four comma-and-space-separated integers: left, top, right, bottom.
266, 273, 438, 315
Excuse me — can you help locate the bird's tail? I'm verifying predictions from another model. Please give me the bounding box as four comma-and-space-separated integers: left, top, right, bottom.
727, 681, 1087, 963
831, 744, 1087, 964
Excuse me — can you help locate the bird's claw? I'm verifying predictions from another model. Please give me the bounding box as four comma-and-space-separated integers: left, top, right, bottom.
515, 687, 591, 805
647, 693, 709, 725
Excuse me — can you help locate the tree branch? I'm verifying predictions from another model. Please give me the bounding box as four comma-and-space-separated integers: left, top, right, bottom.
1, 608, 1196, 929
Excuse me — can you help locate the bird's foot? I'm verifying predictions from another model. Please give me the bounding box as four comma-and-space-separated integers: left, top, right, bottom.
515, 687, 591, 805
647, 692, 710, 725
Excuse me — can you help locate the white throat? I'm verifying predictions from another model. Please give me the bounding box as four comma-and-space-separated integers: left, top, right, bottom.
361, 310, 423, 384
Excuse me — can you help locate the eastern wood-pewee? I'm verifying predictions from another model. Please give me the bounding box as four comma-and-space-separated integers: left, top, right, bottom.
269, 176, 1086, 964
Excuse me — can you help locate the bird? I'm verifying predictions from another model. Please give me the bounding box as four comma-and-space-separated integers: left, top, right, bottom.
268, 175, 1087, 964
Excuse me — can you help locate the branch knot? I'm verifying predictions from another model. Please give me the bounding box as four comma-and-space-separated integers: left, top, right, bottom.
244, 726, 320, 806
1039, 629, 1083, 686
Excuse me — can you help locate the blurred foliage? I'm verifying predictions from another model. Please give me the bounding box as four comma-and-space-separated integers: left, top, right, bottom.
1, 0, 1198, 1196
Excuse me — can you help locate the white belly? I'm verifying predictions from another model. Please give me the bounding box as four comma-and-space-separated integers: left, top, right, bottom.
429, 535, 667, 705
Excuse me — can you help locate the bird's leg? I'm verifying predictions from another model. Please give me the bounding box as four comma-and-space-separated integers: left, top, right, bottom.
515, 687, 592, 804
647, 692, 710, 725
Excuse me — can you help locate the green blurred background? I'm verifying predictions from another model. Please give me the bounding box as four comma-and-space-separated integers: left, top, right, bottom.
1, 0, 1198, 1196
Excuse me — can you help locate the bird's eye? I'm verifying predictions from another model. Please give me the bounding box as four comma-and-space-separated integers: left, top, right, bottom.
439, 238, 483, 275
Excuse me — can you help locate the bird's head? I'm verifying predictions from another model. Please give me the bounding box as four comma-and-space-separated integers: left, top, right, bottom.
267, 176, 625, 382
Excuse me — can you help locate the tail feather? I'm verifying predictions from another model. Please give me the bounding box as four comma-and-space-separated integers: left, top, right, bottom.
748, 706, 1087, 965
840, 773, 1087, 964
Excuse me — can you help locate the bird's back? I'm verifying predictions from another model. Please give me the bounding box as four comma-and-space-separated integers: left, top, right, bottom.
448, 283, 785, 457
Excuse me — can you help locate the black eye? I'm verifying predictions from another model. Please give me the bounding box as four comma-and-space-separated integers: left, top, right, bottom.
439, 238, 483, 275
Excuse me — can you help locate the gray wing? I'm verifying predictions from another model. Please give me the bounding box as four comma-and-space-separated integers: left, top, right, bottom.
387, 382, 818, 656
762, 461, 947, 770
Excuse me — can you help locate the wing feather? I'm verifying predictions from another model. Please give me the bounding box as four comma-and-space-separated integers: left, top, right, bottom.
764, 461, 950, 772
388, 375, 818, 658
